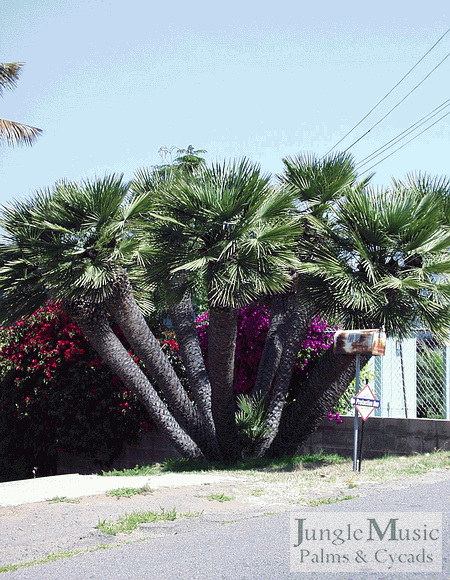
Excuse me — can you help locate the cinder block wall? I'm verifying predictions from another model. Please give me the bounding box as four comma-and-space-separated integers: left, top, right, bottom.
297, 416, 450, 459
57, 417, 450, 474
57, 431, 181, 475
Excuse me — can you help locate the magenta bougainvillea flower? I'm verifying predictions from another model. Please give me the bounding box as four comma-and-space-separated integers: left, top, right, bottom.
196, 304, 335, 395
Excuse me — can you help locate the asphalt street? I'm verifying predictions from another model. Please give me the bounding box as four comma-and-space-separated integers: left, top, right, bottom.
2, 474, 449, 580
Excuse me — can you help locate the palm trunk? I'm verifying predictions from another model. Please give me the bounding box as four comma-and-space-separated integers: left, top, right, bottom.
208, 306, 241, 462
252, 295, 287, 398
167, 284, 221, 460
105, 271, 215, 457
267, 348, 371, 457
63, 299, 204, 460
254, 293, 317, 456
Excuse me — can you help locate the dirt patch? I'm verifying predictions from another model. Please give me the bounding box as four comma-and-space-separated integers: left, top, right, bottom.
0, 479, 276, 568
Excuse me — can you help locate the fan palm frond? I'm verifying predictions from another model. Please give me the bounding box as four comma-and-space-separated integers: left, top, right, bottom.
0, 118, 42, 147
0, 63, 42, 147
277, 151, 361, 217
295, 178, 450, 338
0, 174, 154, 319
139, 158, 300, 308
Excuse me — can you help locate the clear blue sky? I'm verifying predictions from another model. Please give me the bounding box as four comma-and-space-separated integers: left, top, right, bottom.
1, 0, 449, 205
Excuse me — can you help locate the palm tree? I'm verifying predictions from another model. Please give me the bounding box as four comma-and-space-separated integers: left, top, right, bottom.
2, 158, 450, 464
252, 152, 361, 455
131, 164, 219, 455
138, 158, 301, 460
250, 154, 450, 457
267, 178, 450, 456
0, 175, 207, 460
0, 63, 42, 146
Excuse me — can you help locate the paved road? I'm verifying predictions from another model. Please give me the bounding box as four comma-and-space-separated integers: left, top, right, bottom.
2, 474, 449, 579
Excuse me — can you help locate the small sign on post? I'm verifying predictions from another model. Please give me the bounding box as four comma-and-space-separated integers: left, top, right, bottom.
333, 329, 385, 472
351, 381, 381, 471
350, 383, 381, 422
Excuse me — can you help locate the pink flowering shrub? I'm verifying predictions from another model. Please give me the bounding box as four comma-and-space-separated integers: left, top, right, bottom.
0, 302, 153, 482
0, 301, 335, 482
196, 304, 335, 395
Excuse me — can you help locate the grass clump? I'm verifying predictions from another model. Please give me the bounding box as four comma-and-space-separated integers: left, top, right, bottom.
47, 496, 81, 504
307, 492, 359, 507
102, 464, 162, 477
0, 543, 133, 574
106, 486, 152, 499
0, 550, 82, 573
97, 507, 202, 536
103, 450, 345, 477
206, 493, 234, 502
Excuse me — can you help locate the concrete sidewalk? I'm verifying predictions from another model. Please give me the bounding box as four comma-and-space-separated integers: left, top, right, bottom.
0, 472, 236, 507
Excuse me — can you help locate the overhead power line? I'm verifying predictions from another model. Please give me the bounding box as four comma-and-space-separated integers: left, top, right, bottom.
356, 99, 450, 169
323, 27, 450, 157
358, 110, 450, 176
342, 51, 450, 153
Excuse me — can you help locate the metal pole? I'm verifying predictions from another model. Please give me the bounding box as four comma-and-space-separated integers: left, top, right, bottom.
398, 341, 408, 418
358, 419, 365, 472
353, 353, 360, 471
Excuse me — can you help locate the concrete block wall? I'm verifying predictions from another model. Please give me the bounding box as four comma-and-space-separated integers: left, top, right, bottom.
57, 431, 181, 475
297, 416, 450, 459
57, 417, 450, 474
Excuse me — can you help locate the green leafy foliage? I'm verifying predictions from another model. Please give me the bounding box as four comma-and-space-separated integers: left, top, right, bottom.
235, 393, 269, 454
333, 365, 377, 416
297, 184, 450, 339
139, 158, 301, 309
97, 506, 178, 535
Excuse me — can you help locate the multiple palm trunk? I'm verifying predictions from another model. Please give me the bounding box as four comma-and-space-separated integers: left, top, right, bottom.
1, 157, 449, 463
63, 270, 369, 462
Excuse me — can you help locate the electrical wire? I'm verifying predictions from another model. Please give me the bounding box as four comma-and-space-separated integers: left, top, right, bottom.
358, 110, 450, 176
356, 99, 450, 169
323, 27, 450, 157
342, 51, 450, 153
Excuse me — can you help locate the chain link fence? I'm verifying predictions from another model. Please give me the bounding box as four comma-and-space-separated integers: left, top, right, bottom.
369, 331, 450, 419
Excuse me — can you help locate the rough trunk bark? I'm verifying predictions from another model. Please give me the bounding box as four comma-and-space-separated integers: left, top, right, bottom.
208, 306, 241, 462
105, 272, 215, 457
267, 348, 371, 457
63, 299, 204, 460
254, 293, 317, 456
252, 295, 288, 398
165, 278, 213, 422
167, 287, 221, 459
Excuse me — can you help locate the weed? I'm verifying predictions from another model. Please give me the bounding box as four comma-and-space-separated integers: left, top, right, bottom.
0, 541, 141, 574
47, 496, 81, 504
97, 507, 202, 536
102, 464, 162, 477
206, 493, 233, 502
106, 486, 152, 499
308, 492, 359, 507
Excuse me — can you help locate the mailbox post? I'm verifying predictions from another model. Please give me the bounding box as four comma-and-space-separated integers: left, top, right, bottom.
333, 329, 386, 471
